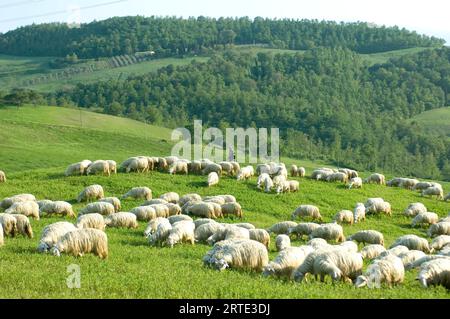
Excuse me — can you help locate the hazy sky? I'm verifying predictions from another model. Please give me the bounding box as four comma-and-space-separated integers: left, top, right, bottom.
0, 0, 449, 43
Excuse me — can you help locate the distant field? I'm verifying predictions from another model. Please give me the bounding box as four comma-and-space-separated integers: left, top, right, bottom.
411, 107, 450, 139
0, 105, 449, 298
360, 47, 433, 65
232, 45, 305, 55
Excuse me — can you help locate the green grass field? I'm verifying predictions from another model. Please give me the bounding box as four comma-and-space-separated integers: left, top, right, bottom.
411, 107, 450, 139
359, 47, 433, 65
0, 106, 449, 298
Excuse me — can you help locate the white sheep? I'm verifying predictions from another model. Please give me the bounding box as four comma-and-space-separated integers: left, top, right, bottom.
431, 235, 450, 252
179, 193, 202, 207
256, 173, 271, 190
286, 180, 299, 192
353, 203, 366, 223
347, 230, 384, 246
169, 160, 188, 175
360, 244, 386, 260
122, 187, 152, 201
168, 214, 193, 225
288, 222, 321, 239
221, 202, 242, 218
207, 172, 219, 187
144, 217, 171, 238
0, 213, 17, 237
444, 193, 450, 202
10, 214, 33, 238
51, 228, 108, 259
354, 254, 404, 288
326, 172, 348, 183
149, 221, 173, 246
194, 222, 224, 242
164, 203, 181, 216
166, 220, 195, 248
411, 212, 439, 228
37, 222, 77, 253
307, 238, 329, 250
65, 162, 89, 176
77, 185, 104, 203
427, 222, 450, 237
404, 255, 450, 270
421, 186, 444, 200
159, 192, 179, 204
99, 197, 121, 212
400, 178, 419, 190
106, 160, 117, 174
186, 202, 223, 219
263, 246, 314, 279
5, 201, 40, 220
365, 199, 392, 216
390, 235, 431, 253
290, 165, 299, 177
333, 210, 354, 225
76, 213, 105, 230
79, 202, 115, 216
0, 193, 36, 210
142, 198, 168, 206
219, 162, 234, 176
276, 234, 291, 251
37, 199, 53, 210
203, 239, 269, 271
237, 166, 254, 181
0, 170, 5, 183
398, 250, 426, 266
403, 202, 427, 217
267, 221, 298, 235
0, 223, 3, 246
39, 201, 76, 218
202, 163, 222, 176
309, 223, 345, 243
364, 173, 385, 185
86, 160, 110, 176
104, 212, 138, 229
249, 229, 271, 248
131, 205, 157, 221
291, 205, 322, 222
193, 218, 217, 228
417, 258, 450, 289
233, 223, 256, 230
207, 225, 250, 245
347, 177, 363, 189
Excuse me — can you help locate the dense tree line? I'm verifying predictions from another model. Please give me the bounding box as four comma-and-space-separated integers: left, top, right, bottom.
0, 16, 445, 58
49, 47, 450, 180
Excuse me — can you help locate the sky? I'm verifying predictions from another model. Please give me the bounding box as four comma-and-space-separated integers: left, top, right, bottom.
0, 0, 449, 43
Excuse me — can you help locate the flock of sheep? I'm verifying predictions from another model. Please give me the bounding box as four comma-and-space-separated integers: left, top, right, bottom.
0, 155, 450, 292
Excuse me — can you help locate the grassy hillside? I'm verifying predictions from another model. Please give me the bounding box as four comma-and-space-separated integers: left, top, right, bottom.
0, 106, 449, 298
411, 107, 450, 139
359, 47, 433, 65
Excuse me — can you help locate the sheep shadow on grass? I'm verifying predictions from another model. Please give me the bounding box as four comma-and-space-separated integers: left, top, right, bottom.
187, 181, 208, 188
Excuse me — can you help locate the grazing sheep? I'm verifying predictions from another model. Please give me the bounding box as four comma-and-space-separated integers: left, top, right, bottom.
166, 220, 196, 248
307, 238, 329, 250
422, 186, 444, 200
202, 163, 222, 176
99, 197, 121, 212
179, 193, 202, 207
76, 213, 105, 230
291, 205, 322, 222
65, 162, 89, 176
104, 212, 138, 229
122, 187, 152, 201
403, 203, 427, 217
187, 160, 202, 174
326, 172, 348, 183
221, 202, 242, 218
0, 193, 36, 210
39, 201, 75, 218
260, 174, 274, 193
207, 225, 250, 245
0, 213, 17, 237
353, 203, 366, 223
0, 170, 5, 183
288, 223, 320, 239
427, 222, 450, 237
417, 258, 450, 289
398, 250, 426, 266
311, 169, 333, 181
290, 165, 299, 177
169, 161, 188, 175
149, 220, 173, 246
5, 201, 40, 220
276, 234, 291, 251
309, 223, 345, 243
233, 223, 255, 230
257, 173, 271, 189
131, 205, 156, 221
286, 180, 300, 193
204, 196, 226, 205
413, 182, 434, 191
360, 245, 386, 260
164, 203, 181, 216
106, 160, 117, 174
10, 214, 33, 238
51, 228, 108, 259
166, 214, 192, 225
390, 235, 431, 253
193, 218, 217, 228
272, 174, 287, 190
203, 239, 269, 271
347, 177, 362, 189
156, 157, 168, 171
249, 229, 271, 248
0, 224, 3, 246
405, 255, 450, 270
400, 178, 419, 190
347, 230, 384, 246
431, 235, 450, 252
147, 204, 170, 218
290, 165, 305, 177
229, 162, 241, 176
444, 193, 450, 202
268, 221, 298, 235
387, 177, 406, 187
37, 199, 53, 210
77, 185, 104, 203
378, 245, 410, 259
295, 249, 363, 283
365, 200, 392, 216
86, 160, 110, 176
142, 199, 168, 206
144, 217, 170, 237
195, 222, 224, 242
256, 164, 271, 176
37, 222, 77, 253
219, 162, 234, 176
159, 192, 179, 204
338, 168, 358, 179
333, 210, 354, 225
207, 172, 219, 187
186, 202, 223, 219
263, 246, 314, 279
364, 173, 385, 185
237, 166, 254, 181
411, 212, 439, 228
354, 254, 404, 288
79, 202, 115, 216
125, 157, 149, 173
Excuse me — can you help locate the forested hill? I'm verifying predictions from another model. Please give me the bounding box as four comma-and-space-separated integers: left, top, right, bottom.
55, 46, 450, 180
0, 16, 445, 58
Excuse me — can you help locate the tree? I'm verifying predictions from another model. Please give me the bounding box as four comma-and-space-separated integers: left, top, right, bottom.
219, 29, 236, 47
